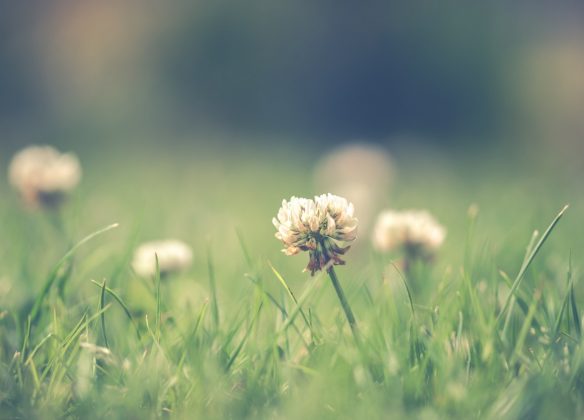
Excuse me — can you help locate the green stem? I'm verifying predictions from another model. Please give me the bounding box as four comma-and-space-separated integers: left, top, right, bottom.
327, 265, 360, 343
48, 211, 73, 300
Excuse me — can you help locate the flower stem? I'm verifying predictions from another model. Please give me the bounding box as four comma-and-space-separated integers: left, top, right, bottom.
327, 265, 360, 343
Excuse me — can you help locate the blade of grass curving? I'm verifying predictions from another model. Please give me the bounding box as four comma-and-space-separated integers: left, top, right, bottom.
226, 302, 263, 371
20, 316, 32, 361
269, 262, 312, 330
28, 358, 41, 393
276, 274, 321, 337
497, 205, 568, 325
207, 244, 220, 330
570, 284, 581, 339
55, 261, 75, 303
560, 331, 579, 344
500, 270, 541, 339
25, 333, 54, 366
63, 307, 111, 353
222, 304, 248, 351
554, 255, 573, 337
565, 250, 582, 338
61, 315, 87, 351
39, 306, 112, 384
510, 290, 541, 366
462, 267, 488, 333
283, 361, 320, 376
499, 294, 516, 342
177, 300, 209, 371
16, 317, 31, 388
246, 273, 286, 315
221, 323, 244, 364
90, 280, 142, 340
523, 230, 540, 267
282, 293, 291, 354
99, 280, 109, 348
245, 273, 310, 349
389, 260, 416, 322
192, 300, 209, 338
30, 222, 119, 323
363, 284, 375, 306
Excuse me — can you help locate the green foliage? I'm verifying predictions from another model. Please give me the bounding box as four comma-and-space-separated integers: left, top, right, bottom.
0, 151, 583, 418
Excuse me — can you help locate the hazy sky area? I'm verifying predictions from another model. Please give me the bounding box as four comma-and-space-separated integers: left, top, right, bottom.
0, 1, 583, 159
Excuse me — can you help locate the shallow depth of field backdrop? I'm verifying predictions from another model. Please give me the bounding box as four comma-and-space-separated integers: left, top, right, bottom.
2, 1, 584, 419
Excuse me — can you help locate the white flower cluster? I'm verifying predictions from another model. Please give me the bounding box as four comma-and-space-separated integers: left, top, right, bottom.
132, 240, 193, 277
8, 145, 81, 208
373, 210, 445, 258
273, 193, 358, 274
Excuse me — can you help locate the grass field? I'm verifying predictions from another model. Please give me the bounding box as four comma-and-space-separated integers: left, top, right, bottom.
1, 143, 583, 419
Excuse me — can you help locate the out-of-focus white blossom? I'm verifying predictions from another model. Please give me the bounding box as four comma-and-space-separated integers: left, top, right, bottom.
132, 240, 193, 277
373, 209, 445, 258
273, 194, 358, 275
8, 145, 81, 208
314, 143, 394, 232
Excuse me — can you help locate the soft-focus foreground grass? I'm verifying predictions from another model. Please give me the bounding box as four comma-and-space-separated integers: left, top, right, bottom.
1, 144, 583, 419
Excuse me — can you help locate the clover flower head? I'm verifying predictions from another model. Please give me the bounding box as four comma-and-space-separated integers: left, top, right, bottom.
8, 145, 81, 209
373, 209, 445, 258
273, 193, 358, 275
132, 240, 193, 277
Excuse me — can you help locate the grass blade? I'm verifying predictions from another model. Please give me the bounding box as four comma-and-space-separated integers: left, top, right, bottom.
90, 280, 142, 340
499, 270, 541, 339
523, 230, 540, 264
389, 260, 416, 321
510, 290, 541, 366
30, 223, 119, 323
245, 273, 311, 350
25, 333, 54, 366
99, 280, 109, 348
497, 205, 568, 325
226, 302, 263, 371
570, 280, 581, 339
269, 262, 312, 330
276, 273, 321, 337
554, 255, 573, 337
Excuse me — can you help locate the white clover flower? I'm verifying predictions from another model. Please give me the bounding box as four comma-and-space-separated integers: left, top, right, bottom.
8, 145, 81, 208
132, 240, 193, 277
273, 193, 358, 275
372, 209, 445, 258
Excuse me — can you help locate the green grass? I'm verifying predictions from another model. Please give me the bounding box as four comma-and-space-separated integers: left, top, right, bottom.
1, 146, 584, 419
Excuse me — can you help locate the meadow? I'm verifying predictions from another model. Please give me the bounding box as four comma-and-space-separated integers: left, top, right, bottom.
1, 142, 583, 419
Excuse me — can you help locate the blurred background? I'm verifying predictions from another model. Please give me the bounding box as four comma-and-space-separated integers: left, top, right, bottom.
0, 0, 583, 158
0, 0, 583, 318
1, 1, 584, 263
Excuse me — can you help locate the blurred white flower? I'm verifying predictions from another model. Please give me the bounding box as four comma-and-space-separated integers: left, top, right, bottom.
273, 193, 358, 275
132, 240, 193, 277
373, 209, 445, 258
8, 145, 81, 209
314, 143, 393, 233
